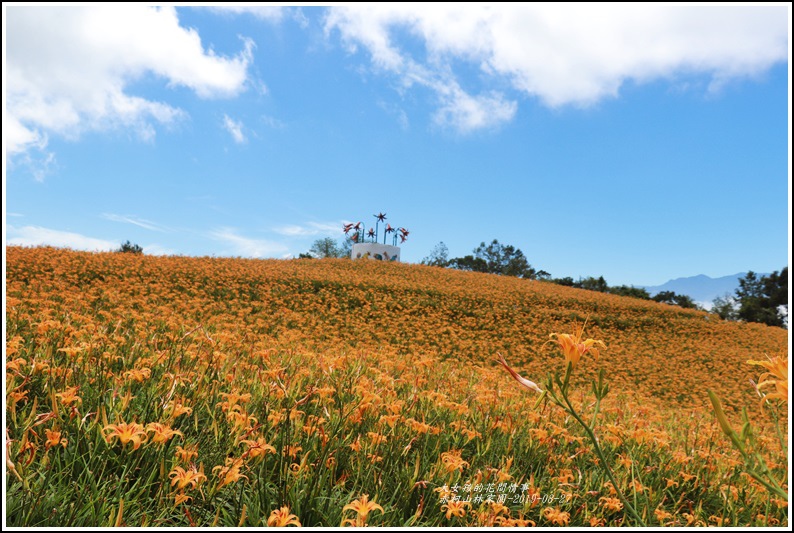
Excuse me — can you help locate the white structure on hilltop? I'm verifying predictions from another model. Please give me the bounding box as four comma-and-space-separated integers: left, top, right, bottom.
351, 243, 400, 262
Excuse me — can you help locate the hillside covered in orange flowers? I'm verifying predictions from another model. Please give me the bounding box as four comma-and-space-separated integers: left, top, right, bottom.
7, 246, 785, 416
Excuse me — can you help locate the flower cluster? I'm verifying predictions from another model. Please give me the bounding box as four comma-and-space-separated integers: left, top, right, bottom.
343, 212, 409, 245
5, 246, 788, 527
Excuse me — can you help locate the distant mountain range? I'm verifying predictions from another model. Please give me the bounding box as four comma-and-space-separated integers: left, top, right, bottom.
640, 272, 765, 309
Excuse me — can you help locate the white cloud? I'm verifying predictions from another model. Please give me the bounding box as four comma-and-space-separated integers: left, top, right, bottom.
6, 115, 48, 154
207, 6, 312, 29
207, 6, 286, 23
101, 213, 169, 232
273, 221, 343, 237
222, 114, 247, 143
325, 5, 788, 130
274, 225, 313, 237
9, 148, 58, 183
432, 86, 517, 133
142, 244, 176, 256
261, 115, 286, 129
6, 6, 254, 157
6, 225, 117, 251
208, 227, 288, 257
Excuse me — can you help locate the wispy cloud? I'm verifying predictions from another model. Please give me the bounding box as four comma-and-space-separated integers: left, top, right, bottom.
377, 100, 409, 130
142, 244, 176, 256
206, 6, 287, 23
208, 227, 288, 258
261, 115, 286, 129
222, 114, 247, 143
206, 6, 311, 30
325, 5, 788, 132
101, 213, 169, 232
8, 146, 58, 182
6, 225, 117, 251
273, 221, 343, 238
431, 85, 517, 133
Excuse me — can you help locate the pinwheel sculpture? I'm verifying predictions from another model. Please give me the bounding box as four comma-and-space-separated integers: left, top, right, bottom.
343, 213, 409, 246
343, 213, 409, 261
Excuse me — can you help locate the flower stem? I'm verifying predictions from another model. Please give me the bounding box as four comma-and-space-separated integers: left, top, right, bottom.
589, 396, 602, 431
559, 391, 647, 526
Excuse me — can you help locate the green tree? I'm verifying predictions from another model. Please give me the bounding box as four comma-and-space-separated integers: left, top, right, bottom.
449, 254, 488, 273
763, 267, 788, 313
608, 285, 651, 300
652, 290, 699, 309
535, 270, 551, 281
735, 269, 787, 327
421, 242, 450, 267
711, 293, 738, 321
450, 239, 538, 279
117, 240, 143, 254
339, 237, 354, 258
308, 237, 345, 259
575, 276, 609, 292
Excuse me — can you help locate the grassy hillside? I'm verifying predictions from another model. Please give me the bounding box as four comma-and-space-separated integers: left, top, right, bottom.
5, 247, 788, 527
7, 246, 783, 410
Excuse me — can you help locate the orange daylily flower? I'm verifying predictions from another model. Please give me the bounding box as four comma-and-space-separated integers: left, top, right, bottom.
241, 437, 276, 461
440, 449, 469, 473
342, 494, 384, 526
55, 386, 82, 407
267, 506, 301, 527
44, 428, 68, 449
600, 496, 624, 514
8, 389, 28, 411
546, 321, 605, 369
169, 465, 207, 491
441, 500, 470, 519
175, 444, 199, 463
165, 398, 193, 419
103, 421, 148, 450
747, 354, 788, 405
542, 507, 570, 526
146, 423, 183, 445
173, 493, 192, 506
213, 457, 248, 489
655, 508, 674, 522
123, 367, 151, 383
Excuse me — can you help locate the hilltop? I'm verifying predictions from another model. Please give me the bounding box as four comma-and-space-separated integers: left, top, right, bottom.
6, 246, 786, 414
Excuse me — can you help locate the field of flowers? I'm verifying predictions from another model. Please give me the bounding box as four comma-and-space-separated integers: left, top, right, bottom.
5, 246, 788, 526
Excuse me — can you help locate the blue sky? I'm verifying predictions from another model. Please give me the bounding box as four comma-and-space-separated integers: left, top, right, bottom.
4, 5, 791, 287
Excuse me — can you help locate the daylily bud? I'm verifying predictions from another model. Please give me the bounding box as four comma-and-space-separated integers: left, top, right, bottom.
708, 390, 735, 438
497, 353, 543, 394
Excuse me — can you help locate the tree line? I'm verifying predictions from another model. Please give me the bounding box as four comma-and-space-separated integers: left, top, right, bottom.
420, 240, 787, 328
123, 235, 784, 329
421, 240, 699, 305
711, 269, 788, 328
